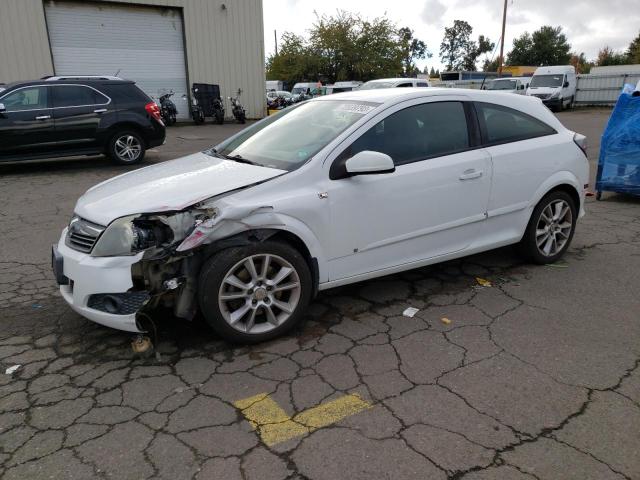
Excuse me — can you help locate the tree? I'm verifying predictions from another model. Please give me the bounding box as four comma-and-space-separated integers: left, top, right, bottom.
596, 46, 629, 66
482, 56, 501, 72
266, 11, 430, 85
429, 66, 436, 77
398, 27, 430, 77
440, 20, 473, 71
570, 52, 592, 74
627, 31, 640, 64
462, 35, 494, 71
506, 26, 571, 66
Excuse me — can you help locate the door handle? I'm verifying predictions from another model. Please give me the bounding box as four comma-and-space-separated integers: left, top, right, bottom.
94, 108, 107, 114
35, 115, 51, 121
459, 169, 483, 181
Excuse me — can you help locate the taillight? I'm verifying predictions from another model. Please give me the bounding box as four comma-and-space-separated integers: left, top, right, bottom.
573, 133, 588, 157
145, 102, 163, 124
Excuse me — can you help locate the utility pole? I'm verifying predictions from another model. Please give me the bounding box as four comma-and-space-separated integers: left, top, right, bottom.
274, 30, 278, 56
498, 0, 508, 76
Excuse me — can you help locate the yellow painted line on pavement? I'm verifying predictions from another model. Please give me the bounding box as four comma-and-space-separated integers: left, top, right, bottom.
233, 392, 372, 446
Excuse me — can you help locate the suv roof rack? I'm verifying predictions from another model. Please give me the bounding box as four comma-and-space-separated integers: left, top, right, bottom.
42, 75, 124, 81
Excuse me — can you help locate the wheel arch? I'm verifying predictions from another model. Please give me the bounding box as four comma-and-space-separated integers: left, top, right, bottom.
104, 123, 147, 149
198, 227, 323, 297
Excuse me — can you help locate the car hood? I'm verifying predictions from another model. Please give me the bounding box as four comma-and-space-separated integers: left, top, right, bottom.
528, 86, 561, 95
74, 152, 286, 226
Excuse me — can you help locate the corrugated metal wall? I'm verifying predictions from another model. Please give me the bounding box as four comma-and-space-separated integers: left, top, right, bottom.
576, 73, 640, 105
0, 0, 54, 81
0, 0, 265, 118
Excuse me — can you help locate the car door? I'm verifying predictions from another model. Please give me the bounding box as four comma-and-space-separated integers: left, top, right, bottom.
0, 85, 55, 158
474, 101, 559, 226
51, 84, 111, 151
325, 98, 493, 281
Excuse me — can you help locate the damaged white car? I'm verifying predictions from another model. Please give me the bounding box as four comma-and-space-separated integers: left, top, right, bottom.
53, 88, 589, 343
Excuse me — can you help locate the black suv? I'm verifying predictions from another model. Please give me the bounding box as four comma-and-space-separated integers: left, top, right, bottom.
0, 76, 165, 164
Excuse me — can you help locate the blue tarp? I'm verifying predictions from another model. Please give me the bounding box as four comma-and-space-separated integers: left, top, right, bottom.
596, 92, 640, 196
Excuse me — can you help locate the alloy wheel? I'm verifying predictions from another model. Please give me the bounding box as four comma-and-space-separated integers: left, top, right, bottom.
535, 199, 573, 257
218, 254, 301, 334
114, 135, 142, 162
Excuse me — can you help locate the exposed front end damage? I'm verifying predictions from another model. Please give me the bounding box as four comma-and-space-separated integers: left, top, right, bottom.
127, 198, 291, 329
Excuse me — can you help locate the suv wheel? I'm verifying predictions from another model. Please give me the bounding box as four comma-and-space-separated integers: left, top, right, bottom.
198, 241, 312, 343
108, 131, 145, 165
519, 191, 577, 264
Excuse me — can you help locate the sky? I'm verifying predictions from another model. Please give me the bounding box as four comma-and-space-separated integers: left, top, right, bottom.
262, 0, 639, 72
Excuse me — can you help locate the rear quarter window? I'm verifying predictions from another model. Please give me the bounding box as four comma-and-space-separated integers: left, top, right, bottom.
101, 84, 151, 106
475, 102, 556, 145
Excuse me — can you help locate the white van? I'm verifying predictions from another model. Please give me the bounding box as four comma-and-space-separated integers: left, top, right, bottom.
359, 78, 430, 90
291, 82, 319, 101
266, 80, 284, 92
526, 66, 576, 111
486, 77, 531, 95
326, 81, 363, 94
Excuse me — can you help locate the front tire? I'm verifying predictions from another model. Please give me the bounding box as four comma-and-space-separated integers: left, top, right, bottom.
108, 131, 145, 165
198, 241, 312, 343
518, 191, 577, 264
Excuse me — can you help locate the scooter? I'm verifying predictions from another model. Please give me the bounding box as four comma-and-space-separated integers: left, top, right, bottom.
229, 89, 246, 124
212, 97, 225, 125
158, 91, 178, 126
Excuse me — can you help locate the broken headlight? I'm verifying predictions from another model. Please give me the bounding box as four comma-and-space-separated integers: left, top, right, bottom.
91, 215, 172, 257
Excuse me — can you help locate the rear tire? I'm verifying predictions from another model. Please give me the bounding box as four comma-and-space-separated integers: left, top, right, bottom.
518, 191, 577, 264
215, 112, 224, 125
198, 241, 312, 344
107, 131, 145, 165
192, 110, 204, 125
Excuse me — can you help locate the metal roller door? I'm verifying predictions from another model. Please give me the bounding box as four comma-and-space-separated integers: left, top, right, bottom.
44, 1, 189, 119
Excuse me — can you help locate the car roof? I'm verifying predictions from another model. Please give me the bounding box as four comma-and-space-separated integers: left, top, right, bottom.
313, 87, 558, 118
1, 78, 134, 90
364, 78, 418, 84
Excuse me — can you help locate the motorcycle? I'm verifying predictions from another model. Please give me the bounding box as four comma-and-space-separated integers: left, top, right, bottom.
229, 89, 246, 124
186, 88, 205, 124
158, 91, 178, 126
212, 97, 225, 125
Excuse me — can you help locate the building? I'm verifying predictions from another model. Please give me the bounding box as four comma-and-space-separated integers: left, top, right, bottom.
0, 0, 265, 119
501, 66, 537, 77
440, 71, 511, 81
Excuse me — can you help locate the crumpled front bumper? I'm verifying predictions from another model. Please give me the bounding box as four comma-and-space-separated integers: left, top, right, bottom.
54, 228, 145, 333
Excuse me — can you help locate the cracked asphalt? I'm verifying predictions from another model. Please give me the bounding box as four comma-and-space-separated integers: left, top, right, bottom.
1, 110, 639, 479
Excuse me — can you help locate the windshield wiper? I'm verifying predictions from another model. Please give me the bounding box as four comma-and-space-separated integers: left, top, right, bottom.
225, 153, 259, 166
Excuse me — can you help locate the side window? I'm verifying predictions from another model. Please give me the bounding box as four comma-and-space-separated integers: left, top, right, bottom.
52, 85, 102, 108
396, 82, 413, 88
1, 87, 48, 112
416, 82, 429, 87
340, 101, 470, 168
475, 102, 556, 145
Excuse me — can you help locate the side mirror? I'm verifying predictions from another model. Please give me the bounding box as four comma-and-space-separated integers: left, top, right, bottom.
564, 81, 570, 88
0, 103, 5, 112
345, 151, 395, 176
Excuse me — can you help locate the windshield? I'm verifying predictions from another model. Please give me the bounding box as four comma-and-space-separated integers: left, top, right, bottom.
214, 100, 379, 171
359, 81, 395, 90
291, 87, 307, 94
530, 74, 564, 88
488, 79, 517, 90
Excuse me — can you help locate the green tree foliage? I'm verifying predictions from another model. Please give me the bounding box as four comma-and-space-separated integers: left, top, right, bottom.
570, 52, 592, 74
482, 57, 501, 72
596, 46, 630, 66
439, 20, 493, 71
506, 26, 571, 66
440, 20, 473, 71
266, 11, 430, 85
626, 31, 640, 64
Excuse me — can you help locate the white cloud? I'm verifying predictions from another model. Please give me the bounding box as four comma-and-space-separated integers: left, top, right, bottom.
421, 0, 447, 26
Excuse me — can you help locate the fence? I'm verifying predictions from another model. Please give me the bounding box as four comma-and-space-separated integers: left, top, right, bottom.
436, 73, 640, 106
575, 73, 640, 105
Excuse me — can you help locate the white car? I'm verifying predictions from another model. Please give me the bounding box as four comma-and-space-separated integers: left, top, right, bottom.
359, 78, 430, 90
53, 88, 589, 343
